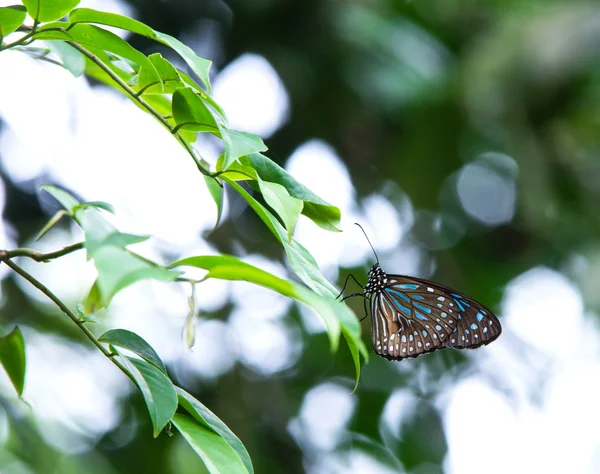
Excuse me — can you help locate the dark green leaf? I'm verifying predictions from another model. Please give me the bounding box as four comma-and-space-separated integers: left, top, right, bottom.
245, 153, 341, 232
172, 414, 250, 474
22, 0, 79, 22
99, 329, 167, 374
177, 388, 253, 474
0, 327, 26, 397
115, 351, 177, 437
172, 88, 219, 133
0, 5, 27, 37
46, 40, 85, 76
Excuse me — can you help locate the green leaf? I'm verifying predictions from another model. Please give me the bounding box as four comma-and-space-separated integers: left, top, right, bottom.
46, 40, 85, 76
68, 7, 155, 37
153, 32, 212, 92
0, 327, 26, 397
139, 53, 184, 94
22, 0, 79, 22
42, 186, 182, 307
34, 24, 161, 87
100, 329, 167, 374
171, 255, 341, 353
256, 178, 303, 242
222, 177, 338, 297
72, 200, 115, 214
35, 209, 68, 241
203, 175, 223, 229
172, 88, 219, 133
177, 388, 253, 474
0, 5, 27, 37
219, 127, 268, 170
82, 279, 101, 314
115, 351, 177, 437
41, 185, 79, 214
245, 154, 341, 232
172, 414, 250, 474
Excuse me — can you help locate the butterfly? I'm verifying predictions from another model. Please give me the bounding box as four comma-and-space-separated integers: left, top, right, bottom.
340, 224, 502, 360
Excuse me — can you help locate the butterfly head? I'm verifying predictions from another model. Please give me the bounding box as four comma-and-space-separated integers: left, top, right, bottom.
364, 263, 387, 296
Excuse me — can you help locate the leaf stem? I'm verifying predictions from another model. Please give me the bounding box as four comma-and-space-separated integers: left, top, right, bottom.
0, 242, 84, 262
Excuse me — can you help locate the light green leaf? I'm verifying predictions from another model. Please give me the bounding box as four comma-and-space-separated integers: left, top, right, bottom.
153, 32, 212, 92
68, 7, 155, 36
219, 127, 267, 170
245, 154, 341, 232
115, 351, 177, 437
172, 414, 250, 474
46, 40, 85, 76
0, 327, 26, 397
177, 388, 253, 474
41, 185, 79, 214
0, 5, 27, 37
35, 209, 68, 241
33, 24, 161, 87
257, 178, 303, 242
203, 175, 223, 229
139, 53, 184, 94
172, 88, 219, 133
99, 329, 167, 374
82, 279, 101, 314
72, 200, 115, 214
22, 0, 79, 22
171, 255, 341, 353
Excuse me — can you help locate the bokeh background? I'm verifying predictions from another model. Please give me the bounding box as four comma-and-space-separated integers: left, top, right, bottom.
2, 0, 600, 473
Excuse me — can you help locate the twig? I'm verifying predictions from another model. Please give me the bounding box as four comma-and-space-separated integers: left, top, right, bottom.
0, 242, 84, 262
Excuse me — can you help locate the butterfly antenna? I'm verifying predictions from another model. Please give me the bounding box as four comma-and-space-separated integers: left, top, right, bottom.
354, 223, 379, 264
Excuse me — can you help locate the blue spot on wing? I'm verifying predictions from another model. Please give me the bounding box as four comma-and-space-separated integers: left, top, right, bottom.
412, 295, 424, 300
476, 312, 484, 322
397, 284, 419, 290
415, 311, 428, 321
470, 323, 478, 330
386, 289, 410, 303
453, 298, 466, 312
414, 302, 431, 314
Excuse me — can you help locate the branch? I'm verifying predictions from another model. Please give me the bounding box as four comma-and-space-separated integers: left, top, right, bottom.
0, 242, 84, 262
2, 259, 134, 381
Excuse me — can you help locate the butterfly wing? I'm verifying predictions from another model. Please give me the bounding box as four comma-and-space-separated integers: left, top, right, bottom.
401, 276, 502, 349
370, 276, 456, 360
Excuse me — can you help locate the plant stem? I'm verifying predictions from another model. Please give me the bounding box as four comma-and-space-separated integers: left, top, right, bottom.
0, 242, 84, 262
2, 259, 131, 377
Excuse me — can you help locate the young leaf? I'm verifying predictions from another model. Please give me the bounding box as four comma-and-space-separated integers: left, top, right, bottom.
256, 178, 303, 242
0, 327, 26, 397
36, 209, 68, 241
99, 329, 167, 374
177, 388, 253, 474
172, 88, 219, 133
245, 154, 341, 232
203, 175, 223, 229
0, 5, 27, 37
115, 350, 177, 437
72, 200, 115, 214
46, 40, 85, 77
41, 185, 79, 214
22, 0, 79, 22
172, 414, 250, 474
219, 127, 267, 170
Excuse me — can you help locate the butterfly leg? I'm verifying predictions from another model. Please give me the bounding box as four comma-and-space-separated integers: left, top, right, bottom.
336, 273, 364, 300
359, 297, 368, 322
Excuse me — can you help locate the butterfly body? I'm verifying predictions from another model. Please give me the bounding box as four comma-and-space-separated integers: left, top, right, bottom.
363, 263, 501, 360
